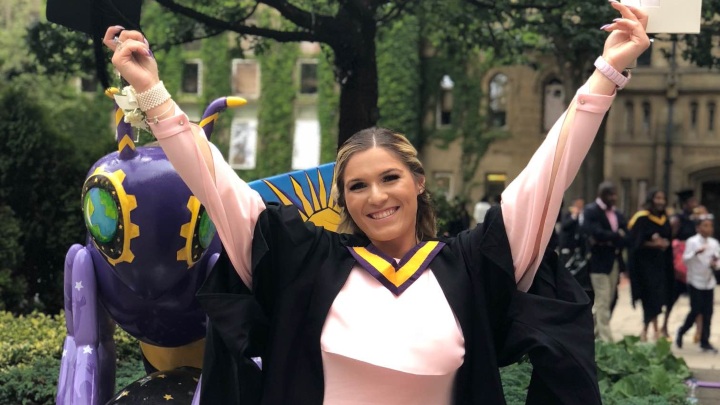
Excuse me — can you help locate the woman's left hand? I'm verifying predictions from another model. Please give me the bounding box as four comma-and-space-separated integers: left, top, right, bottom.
601, 0, 651, 71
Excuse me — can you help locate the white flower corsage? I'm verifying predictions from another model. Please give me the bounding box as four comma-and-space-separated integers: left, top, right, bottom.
113, 86, 149, 131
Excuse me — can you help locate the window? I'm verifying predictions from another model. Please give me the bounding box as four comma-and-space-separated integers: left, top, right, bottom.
299, 41, 321, 55
437, 75, 454, 128
543, 78, 565, 132
292, 119, 321, 170
625, 101, 634, 135
620, 178, 632, 214
298, 60, 318, 95
181, 60, 202, 95
485, 173, 507, 201
642, 101, 651, 135
229, 118, 258, 170
80, 76, 99, 93
231, 59, 260, 98
709, 102, 716, 133
489, 74, 508, 128
637, 180, 648, 211
690, 101, 699, 130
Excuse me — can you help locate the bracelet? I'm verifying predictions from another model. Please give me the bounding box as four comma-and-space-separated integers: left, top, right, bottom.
593, 56, 631, 90
145, 101, 176, 124
135, 81, 172, 112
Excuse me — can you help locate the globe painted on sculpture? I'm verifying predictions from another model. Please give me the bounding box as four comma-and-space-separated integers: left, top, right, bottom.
83, 187, 118, 243
198, 211, 215, 249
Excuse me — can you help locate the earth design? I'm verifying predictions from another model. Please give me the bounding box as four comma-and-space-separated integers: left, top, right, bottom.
83, 187, 119, 243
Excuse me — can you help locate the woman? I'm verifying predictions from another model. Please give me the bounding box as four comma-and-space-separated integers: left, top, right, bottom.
628, 189, 675, 342
103, 3, 649, 403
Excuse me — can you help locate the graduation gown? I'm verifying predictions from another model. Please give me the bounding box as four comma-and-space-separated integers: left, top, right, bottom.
627, 211, 674, 323
196, 204, 600, 405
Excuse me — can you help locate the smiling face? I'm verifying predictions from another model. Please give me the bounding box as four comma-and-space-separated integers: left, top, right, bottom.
342, 147, 425, 257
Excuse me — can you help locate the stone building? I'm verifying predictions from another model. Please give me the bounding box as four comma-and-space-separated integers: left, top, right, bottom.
421, 39, 720, 221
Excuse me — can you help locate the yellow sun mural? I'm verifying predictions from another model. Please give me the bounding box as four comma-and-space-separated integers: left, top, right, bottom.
257, 165, 341, 232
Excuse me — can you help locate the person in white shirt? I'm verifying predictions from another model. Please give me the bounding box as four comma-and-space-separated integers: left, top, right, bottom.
472, 196, 492, 226
677, 215, 719, 353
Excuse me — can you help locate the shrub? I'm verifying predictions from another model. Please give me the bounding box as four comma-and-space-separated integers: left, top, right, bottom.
500, 337, 691, 405
0, 311, 144, 404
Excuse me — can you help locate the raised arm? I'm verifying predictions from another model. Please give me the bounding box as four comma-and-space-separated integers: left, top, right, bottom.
103, 29, 264, 288
503, 1, 650, 291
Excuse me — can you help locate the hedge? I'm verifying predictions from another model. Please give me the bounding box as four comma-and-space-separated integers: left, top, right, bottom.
0, 312, 691, 404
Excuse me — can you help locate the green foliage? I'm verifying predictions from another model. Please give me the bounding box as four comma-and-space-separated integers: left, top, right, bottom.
238, 41, 298, 180
0, 85, 89, 313
376, 14, 421, 145
0, 311, 145, 404
200, 33, 233, 156
500, 337, 691, 405
0, 357, 62, 405
596, 336, 690, 405
318, 47, 339, 163
675, 0, 720, 69
0, 205, 26, 311
421, 54, 509, 196
500, 358, 533, 404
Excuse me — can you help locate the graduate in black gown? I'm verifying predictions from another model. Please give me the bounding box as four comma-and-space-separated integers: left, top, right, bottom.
628, 189, 674, 342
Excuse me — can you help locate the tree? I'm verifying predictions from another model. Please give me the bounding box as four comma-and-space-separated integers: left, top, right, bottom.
0, 205, 26, 311
679, 0, 720, 69
28, 0, 566, 147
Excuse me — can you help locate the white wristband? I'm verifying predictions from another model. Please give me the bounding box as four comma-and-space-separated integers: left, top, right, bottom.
594, 56, 630, 90
135, 81, 172, 112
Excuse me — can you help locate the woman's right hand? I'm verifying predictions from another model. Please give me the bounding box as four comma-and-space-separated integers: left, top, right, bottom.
102, 26, 158, 93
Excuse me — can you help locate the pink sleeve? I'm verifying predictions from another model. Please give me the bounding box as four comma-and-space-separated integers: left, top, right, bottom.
502, 83, 615, 292
149, 109, 265, 288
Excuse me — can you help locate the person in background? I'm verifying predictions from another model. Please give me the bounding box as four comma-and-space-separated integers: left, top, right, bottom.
677, 214, 719, 353
583, 182, 627, 342
666, 189, 701, 341
628, 189, 674, 342
558, 197, 591, 293
473, 195, 492, 226
559, 197, 586, 256
446, 197, 471, 237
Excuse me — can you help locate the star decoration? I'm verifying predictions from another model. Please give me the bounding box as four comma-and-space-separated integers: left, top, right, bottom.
163, 394, 174, 400
62, 349, 67, 358
75, 281, 84, 291
82, 346, 93, 354
118, 391, 129, 398
138, 376, 152, 386
156, 374, 166, 379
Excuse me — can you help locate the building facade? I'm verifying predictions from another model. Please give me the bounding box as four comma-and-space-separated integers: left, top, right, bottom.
421, 40, 720, 220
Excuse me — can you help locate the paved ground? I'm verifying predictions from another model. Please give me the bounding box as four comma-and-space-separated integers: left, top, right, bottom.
610, 275, 720, 403
610, 275, 720, 369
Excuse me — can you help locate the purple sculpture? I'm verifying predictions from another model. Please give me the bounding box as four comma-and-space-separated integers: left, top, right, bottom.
56, 95, 245, 404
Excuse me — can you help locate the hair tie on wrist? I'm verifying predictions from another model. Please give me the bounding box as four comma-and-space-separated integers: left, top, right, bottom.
146, 101, 176, 125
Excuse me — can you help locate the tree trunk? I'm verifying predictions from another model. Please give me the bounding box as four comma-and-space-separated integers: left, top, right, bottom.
333, 20, 379, 148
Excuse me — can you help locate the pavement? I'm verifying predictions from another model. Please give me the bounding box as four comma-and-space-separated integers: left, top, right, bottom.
610, 275, 720, 369
610, 275, 720, 403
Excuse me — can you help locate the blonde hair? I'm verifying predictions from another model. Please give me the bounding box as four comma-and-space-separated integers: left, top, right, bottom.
331, 127, 437, 240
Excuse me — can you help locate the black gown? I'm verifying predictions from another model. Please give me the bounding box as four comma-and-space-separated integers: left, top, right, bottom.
195, 203, 601, 404
628, 211, 674, 324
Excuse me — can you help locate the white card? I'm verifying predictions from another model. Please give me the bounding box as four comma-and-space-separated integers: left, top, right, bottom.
621, 0, 702, 34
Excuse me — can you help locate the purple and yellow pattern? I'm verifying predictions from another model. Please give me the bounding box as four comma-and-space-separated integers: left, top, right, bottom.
348, 241, 445, 296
